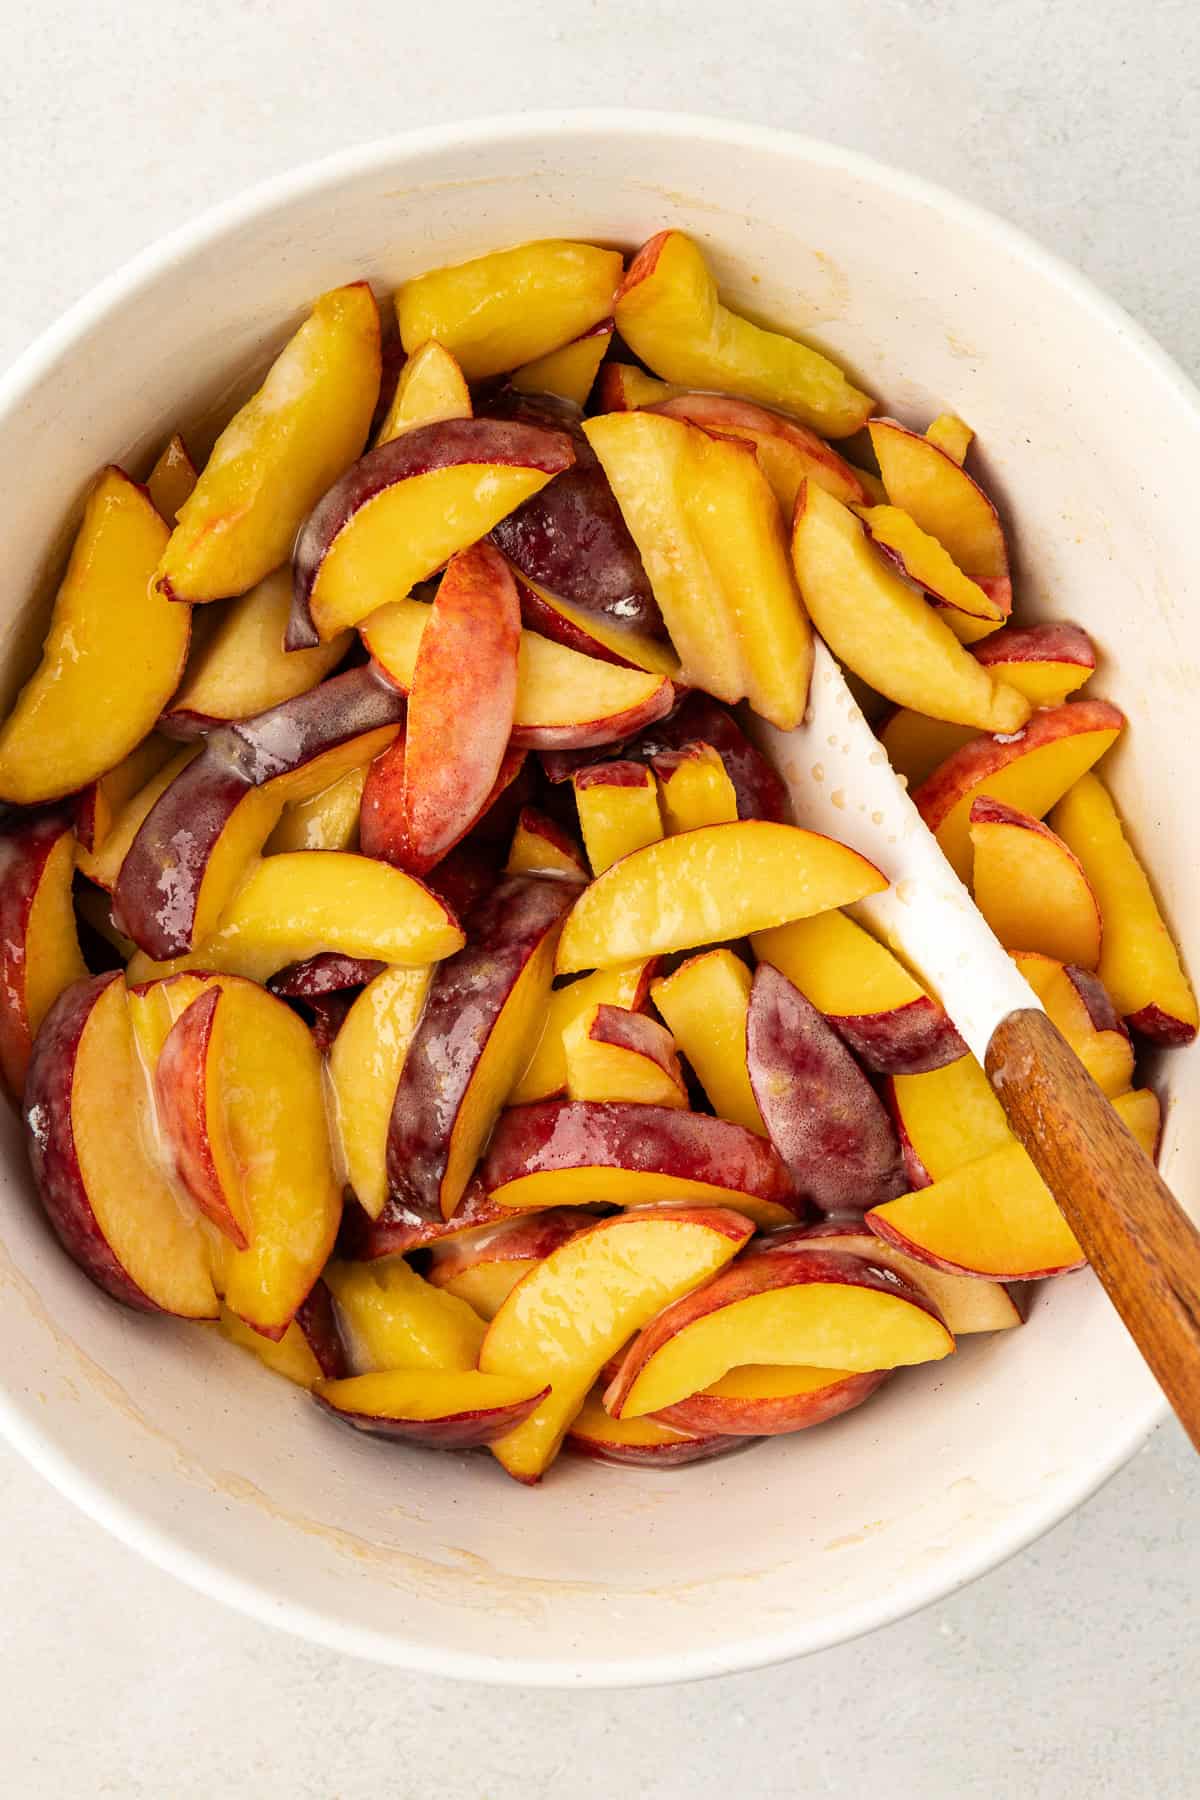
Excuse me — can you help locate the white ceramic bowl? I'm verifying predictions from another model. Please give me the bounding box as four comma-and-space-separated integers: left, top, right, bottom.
0, 111, 1193, 1687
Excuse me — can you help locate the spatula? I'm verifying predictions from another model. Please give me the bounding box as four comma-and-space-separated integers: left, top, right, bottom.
750, 641, 1200, 1451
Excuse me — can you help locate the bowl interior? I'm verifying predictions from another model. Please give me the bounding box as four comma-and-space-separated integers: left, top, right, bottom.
0, 114, 1191, 1684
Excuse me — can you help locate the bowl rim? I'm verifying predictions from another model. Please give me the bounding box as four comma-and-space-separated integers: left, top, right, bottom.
0, 107, 1183, 1685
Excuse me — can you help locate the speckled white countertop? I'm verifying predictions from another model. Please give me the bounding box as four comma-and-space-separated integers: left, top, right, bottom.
2, 3, 1197, 1792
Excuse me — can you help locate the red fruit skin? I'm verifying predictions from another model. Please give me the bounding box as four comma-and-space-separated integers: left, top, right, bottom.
361, 738, 526, 876
154, 987, 249, 1248
0, 807, 77, 1096
566, 1425, 749, 1468
114, 664, 406, 960
911, 699, 1127, 836
338, 1179, 515, 1261
747, 964, 907, 1216
479, 389, 663, 637
427, 1205, 593, 1281
387, 876, 577, 1218
572, 759, 656, 793
421, 843, 503, 923
23, 972, 160, 1312
653, 1367, 887, 1438
971, 620, 1096, 673
268, 954, 386, 998
825, 998, 967, 1077
305, 991, 356, 1055
295, 1277, 349, 1379
288, 416, 576, 649
515, 575, 641, 669
314, 1384, 551, 1449
480, 1100, 802, 1215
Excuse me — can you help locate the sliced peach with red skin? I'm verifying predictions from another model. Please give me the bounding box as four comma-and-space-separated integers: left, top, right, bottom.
270, 954, 385, 999
426, 1207, 592, 1320
481, 1100, 802, 1228
146, 431, 198, 522
389, 875, 575, 1220
752, 911, 966, 1075
885, 1053, 1010, 1188
572, 760, 663, 876
972, 621, 1096, 707
650, 950, 765, 1134
510, 959, 657, 1105
652, 391, 867, 509
556, 820, 886, 974
654, 1364, 888, 1437
114, 664, 406, 958
762, 1221, 1022, 1333
162, 567, 351, 737
359, 732, 525, 873
564, 1003, 687, 1108
315, 1369, 551, 1450
913, 698, 1125, 881
505, 806, 588, 881
969, 796, 1102, 968
789, 481, 1028, 732
158, 283, 381, 603
568, 1388, 743, 1467
480, 1204, 754, 1481
374, 340, 472, 445
0, 812, 88, 1097
747, 963, 906, 1215
75, 735, 175, 856
218, 1281, 346, 1388
1011, 952, 1135, 1099
23, 973, 218, 1317
76, 744, 199, 894
877, 709, 977, 790
0, 468, 185, 806
395, 240, 623, 381
340, 1178, 515, 1263
653, 742, 738, 834
511, 320, 613, 407
856, 504, 1004, 623
1050, 772, 1198, 1043
323, 1256, 485, 1374
327, 965, 432, 1221
513, 572, 680, 677
606, 1247, 953, 1419
596, 363, 675, 412
868, 417, 1010, 614
867, 1088, 1160, 1280
614, 231, 873, 436
402, 543, 521, 874
154, 987, 251, 1248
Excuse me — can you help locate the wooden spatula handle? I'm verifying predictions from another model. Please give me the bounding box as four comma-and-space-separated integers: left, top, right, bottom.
985, 1007, 1200, 1452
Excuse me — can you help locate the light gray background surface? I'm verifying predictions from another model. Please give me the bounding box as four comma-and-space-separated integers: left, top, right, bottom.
2, 2, 1197, 1793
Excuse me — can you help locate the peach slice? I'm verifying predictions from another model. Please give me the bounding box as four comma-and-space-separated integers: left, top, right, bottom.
511, 321, 613, 407
0, 812, 88, 1096
885, 1053, 1010, 1187
924, 414, 973, 464
0, 468, 185, 805
509, 959, 656, 1105
1051, 773, 1198, 1042
969, 796, 1102, 968
217, 1282, 345, 1388
751, 911, 966, 1075
856, 504, 1004, 622
1011, 953, 1135, 1099
395, 240, 623, 380
614, 231, 873, 437
868, 417, 1010, 608
789, 482, 1028, 732
572, 761, 663, 876
654, 1364, 887, 1437
555, 820, 887, 974
374, 340, 472, 444
146, 431, 198, 522
326, 965, 432, 1220
266, 764, 366, 854
268, 953, 385, 998
426, 1207, 590, 1320
877, 709, 977, 789
126, 850, 463, 986
342, 1179, 515, 1263
514, 573, 681, 677
162, 567, 351, 736
480, 1204, 753, 1480
650, 950, 765, 1134
584, 410, 813, 728
24, 973, 218, 1316
114, 664, 405, 957
389, 876, 575, 1220
567, 1388, 742, 1466
564, 1003, 687, 1109
606, 1247, 953, 1419
74, 735, 175, 858
761, 1221, 1022, 1334
868, 1088, 1160, 1280
653, 742, 739, 834
505, 807, 588, 881
596, 363, 675, 411
158, 283, 380, 602
913, 699, 1126, 880
481, 1100, 801, 1226
403, 543, 521, 873
747, 964, 906, 1215
359, 734, 525, 874
362, 594, 674, 752
290, 417, 573, 644
75, 744, 200, 893
614, 692, 790, 823
154, 988, 251, 1247
652, 392, 868, 509
972, 621, 1096, 707
324, 1257, 485, 1374
315, 1369, 550, 1449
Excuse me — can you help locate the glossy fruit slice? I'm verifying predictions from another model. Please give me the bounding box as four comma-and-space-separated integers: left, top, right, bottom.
315, 1369, 550, 1449
650, 950, 765, 1134
0, 812, 87, 1096
327, 965, 432, 1220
